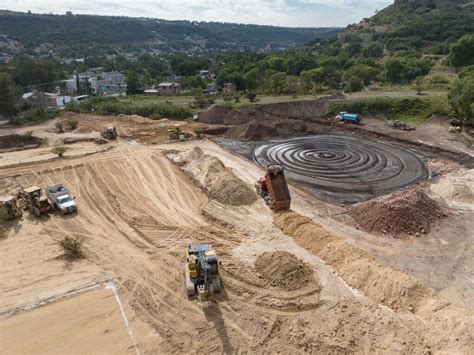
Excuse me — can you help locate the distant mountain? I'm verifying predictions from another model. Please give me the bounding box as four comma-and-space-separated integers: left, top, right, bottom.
344, 0, 474, 54
0, 10, 340, 57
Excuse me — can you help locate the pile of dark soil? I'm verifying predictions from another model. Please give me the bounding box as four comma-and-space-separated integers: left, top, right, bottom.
255, 251, 317, 290
0, 134, 43, 150
349, 186, 445, 236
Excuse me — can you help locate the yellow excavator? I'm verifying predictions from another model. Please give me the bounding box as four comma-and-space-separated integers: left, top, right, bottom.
184, 244, 222, 302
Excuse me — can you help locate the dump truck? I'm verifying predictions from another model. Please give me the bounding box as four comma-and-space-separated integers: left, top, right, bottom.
184, 244, 222, 302
102, 126, 118, 140
335, 112, 361, 123
0, 196, 22, 220
20, 186, 52, 217
255, 164, 291, 211
46, 184, 77, 214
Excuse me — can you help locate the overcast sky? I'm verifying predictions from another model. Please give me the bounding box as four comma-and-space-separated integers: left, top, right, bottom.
0, 0, 393, 27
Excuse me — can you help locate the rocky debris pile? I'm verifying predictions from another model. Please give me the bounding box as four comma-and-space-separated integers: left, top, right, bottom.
387, 120, 415, 131
255, 251, 317, 291
349, 186, 444, 236
0, 134, 43, 151
426, 159, 461, 176
177, 147, 258, 206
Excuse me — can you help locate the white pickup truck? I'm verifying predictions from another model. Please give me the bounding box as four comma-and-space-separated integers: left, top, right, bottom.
46, 184, 77, 215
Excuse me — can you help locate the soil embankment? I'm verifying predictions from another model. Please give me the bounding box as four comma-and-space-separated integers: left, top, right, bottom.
0, 134, 43, 152
172, 147, 258, 206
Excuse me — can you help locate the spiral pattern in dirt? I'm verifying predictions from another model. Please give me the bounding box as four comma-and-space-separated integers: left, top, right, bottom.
252, 135, 428, 202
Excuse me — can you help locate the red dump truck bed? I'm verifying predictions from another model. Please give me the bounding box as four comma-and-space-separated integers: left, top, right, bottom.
265, 165, 291, 211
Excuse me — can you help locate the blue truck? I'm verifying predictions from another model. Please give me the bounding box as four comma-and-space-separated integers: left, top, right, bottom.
335, 111, 361, 123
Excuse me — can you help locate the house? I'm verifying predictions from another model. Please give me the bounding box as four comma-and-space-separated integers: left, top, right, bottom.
223, 83, 237, 94
157, 82, 181, 95
203, 83, 218, 96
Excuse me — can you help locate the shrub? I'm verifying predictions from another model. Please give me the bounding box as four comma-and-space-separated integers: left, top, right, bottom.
0, 204, 5, 224
59, 236, 82, 258
55, 121, 64, 133
52, 146, 68, 157
345, 76, 364, 93
17, 108, 60, 125
66, 119, 79, 131
23, 131, 33, 137
246, 92, 257, 102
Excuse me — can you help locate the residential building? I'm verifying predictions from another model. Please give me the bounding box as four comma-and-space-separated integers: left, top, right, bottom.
157, 82, 181, 95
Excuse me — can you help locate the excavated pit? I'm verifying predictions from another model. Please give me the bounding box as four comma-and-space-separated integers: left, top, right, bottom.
252, 134, 428, 203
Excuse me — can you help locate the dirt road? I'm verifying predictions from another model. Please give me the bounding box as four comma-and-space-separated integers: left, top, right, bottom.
1, 134, 472, 353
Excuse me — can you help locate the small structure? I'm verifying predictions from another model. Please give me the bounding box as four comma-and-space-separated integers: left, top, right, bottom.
144, 88, 159, 96
203, 83, 218, 96
223, 83, 236, 94
157, 82, 181, 95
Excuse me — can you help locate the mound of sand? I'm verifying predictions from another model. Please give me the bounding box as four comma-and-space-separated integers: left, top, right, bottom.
349, 186, 444, 236
274, 212, 436, 311
255, 251, 317, 291
179, 147, 257, 206
431, 169, 474, 205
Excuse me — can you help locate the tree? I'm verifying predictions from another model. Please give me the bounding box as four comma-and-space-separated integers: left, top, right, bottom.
126, 71, 140, 94
384, 59, 405, 84
449, 34, 474, 68
449, 74, 474, 123
345, 76, 364, 93
344, 64, 379, 85
413, 76, 425, 95
0, 73, 20, 124
301, 68, 325, 91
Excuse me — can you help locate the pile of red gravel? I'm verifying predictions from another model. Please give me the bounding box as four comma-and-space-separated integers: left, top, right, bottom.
349, 186, 445, 236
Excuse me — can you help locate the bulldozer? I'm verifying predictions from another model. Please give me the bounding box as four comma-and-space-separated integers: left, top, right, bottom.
0, 195, 22, 220
101, 126, 118, 140
184, 244, 222, 302
20, 186, 52, 217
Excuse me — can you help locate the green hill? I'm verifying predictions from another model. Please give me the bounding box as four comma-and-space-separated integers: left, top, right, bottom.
342, 0, 474, 55
0, 10, 340, 56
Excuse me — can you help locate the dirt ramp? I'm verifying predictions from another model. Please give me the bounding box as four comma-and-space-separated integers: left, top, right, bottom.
350, 186, 444, 236
175, 147, 257, 206
274, 212, 436, 311
255, 251, 318, 291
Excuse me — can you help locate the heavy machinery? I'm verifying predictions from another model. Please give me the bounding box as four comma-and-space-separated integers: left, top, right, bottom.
255, 164, 291, 211
184, 244, 222, 302
101, 126, 118, 140
335, 111, 361, 124
20, 186, 52, 217
46, 184, 77, 214
0, 196, 22, 220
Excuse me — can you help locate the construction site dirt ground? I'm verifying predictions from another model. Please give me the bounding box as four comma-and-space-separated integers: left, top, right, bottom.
0, 114, 473, 353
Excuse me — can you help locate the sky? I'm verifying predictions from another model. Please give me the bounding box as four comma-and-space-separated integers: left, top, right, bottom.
0, 0, 393, 27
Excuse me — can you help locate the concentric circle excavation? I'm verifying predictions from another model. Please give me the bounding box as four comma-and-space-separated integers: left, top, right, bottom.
252, 135, 428, 203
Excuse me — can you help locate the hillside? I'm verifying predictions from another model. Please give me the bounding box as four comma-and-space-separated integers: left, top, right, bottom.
0, 10, 340, 57
341, 0, 474, 55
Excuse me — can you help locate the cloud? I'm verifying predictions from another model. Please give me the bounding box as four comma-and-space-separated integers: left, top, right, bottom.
0, 0, 393, 27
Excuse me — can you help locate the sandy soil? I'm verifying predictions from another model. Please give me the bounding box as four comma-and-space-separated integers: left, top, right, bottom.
0, 117, 473, 353
0, 287, 146, 354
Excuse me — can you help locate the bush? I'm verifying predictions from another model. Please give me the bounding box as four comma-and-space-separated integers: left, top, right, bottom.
23, 131, 33, 137
246, 92, 257, 102
55, 121, 64, 133
17, 108, 60, 125
65, 97, 192, 120
0, 204, 5, 224
66, 119, 79, 131
59, 236, 82, 258
345, 76, 364, 93
52, 146, 68, 157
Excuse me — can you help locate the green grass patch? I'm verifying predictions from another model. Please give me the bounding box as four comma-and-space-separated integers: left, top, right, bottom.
328, 95, 454, 124
17, 108, 61, 125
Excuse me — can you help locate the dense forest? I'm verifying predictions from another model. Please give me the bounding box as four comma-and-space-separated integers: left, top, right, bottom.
0, 10, 339, 56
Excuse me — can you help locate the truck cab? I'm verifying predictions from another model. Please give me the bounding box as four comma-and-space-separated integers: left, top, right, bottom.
336, 111, 361, 123
46, 184, 77, 215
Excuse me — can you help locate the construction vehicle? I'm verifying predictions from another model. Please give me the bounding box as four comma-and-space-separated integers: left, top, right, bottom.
184, 244, 222, 302
336, 112, 361, 123
46, 184, 77, 214
101, 126, 118, 140
255, 164, 291, 211
20, 186, 52, 217
0, 196, 22, 220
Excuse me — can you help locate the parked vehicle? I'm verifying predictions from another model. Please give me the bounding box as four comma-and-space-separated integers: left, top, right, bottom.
46, 184, 77, 214
20, 186, 52, 217
0, 195, 22, 220
335, 112, 361, 123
